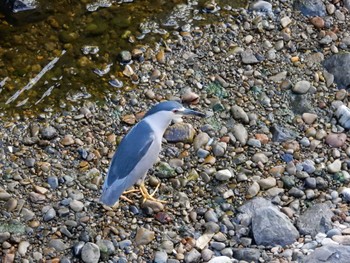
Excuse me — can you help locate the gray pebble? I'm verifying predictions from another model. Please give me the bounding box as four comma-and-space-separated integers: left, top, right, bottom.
201, 248, 214, 261
48, 239, 68, 251
40, 126, 58, 140
154, 251, 168, 263
43, 207, 56, 221
81, 242, 100, 263
184, 248, 201, 263
205, 209, 219, 223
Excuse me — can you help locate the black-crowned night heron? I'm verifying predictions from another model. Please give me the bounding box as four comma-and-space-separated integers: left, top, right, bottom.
100, 100, 205, 206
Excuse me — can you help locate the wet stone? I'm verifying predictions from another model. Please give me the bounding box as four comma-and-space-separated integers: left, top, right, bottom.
119, 50, 132, 64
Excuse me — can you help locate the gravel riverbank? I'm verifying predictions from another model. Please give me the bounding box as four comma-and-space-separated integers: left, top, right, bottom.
2, 0, 350, 262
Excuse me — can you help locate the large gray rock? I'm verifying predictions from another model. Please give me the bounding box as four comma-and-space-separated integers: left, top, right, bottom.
323, 53, 350, 89
302, 245, 350, 263
297, 203, 334, 237
252, 206, 299, 246
237, 197, 272, 216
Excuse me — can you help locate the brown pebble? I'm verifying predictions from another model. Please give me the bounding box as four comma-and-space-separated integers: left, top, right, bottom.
255, 133, 269, 144
310, 16, 325, 29
302, 113, 318, 124
61, 135, 75, 146
122, 114, 136, 125
156, 49, 165, 63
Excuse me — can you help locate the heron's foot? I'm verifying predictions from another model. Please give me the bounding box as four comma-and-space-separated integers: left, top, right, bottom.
120, 195, 134, 204
140, 183, 167, 204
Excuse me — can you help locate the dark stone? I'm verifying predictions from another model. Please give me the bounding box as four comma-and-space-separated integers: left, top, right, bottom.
0, 0, 48, 24
40, 126, 58, 140
302, 245, 350, 263
323, 53, 350, 89
297, 203, 334, 237
294, 0, 326, 17
232, 248, 260, 262
270, 125, 297, 142
24, 157, 35, 168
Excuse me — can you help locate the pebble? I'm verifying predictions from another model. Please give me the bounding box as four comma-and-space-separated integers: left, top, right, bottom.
280, 16, 292, 28
81, 242, 100, 263
205, 209, 219, 223
258, 177, 276, 190
135, 227, 155, 245
328, 159, 342, 173
325, 133, 347, 148
293, 80, 311, 94
302, 113, 317, 124
18, 241, 30, 256
40, 126, 57, 140
231, 105, 249, 123
61, 135, 75, 146
193, 132, 210, 150
232, 124, 248, 145
184, 248, 201, 263
154, 251, 168, 263
164, 123, 196, 143
215, 169, 233, 181
70, 200, 84, 212
48, 239, 68, 251
252, 152, 269, 163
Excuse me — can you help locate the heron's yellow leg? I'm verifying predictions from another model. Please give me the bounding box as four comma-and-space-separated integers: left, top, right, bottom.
139, 182, 167, 203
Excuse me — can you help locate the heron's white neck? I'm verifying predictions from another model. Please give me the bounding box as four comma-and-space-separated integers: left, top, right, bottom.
144, 111, 177, 136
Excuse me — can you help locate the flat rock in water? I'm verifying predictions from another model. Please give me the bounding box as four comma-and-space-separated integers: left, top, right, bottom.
302, 244, 350, 263
297, 203, 334, 237
252, 206, 299, 246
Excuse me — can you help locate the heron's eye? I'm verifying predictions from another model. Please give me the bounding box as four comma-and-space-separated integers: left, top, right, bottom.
173, 109, 179, 113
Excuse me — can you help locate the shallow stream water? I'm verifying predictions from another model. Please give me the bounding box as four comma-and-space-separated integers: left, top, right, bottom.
0, 0, 246, 118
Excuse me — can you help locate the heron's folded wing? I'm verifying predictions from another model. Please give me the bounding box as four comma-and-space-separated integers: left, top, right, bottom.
104, 121, 155, 188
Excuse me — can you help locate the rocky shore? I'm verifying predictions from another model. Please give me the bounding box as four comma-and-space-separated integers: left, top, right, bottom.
2, 0, 350, 262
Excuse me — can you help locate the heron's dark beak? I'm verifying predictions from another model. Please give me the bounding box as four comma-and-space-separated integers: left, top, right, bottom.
182, 108, 206, 117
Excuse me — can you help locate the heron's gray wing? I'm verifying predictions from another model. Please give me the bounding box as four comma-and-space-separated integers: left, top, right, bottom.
105, 120, 155, 187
